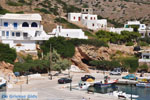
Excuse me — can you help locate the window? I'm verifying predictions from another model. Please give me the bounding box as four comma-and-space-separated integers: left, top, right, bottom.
16, 32, 20, 37
67, 34, 68, 36
73, 16, 76, 20
2, 31, 5, 36
141, 33, 144, 36
91, 17, 93, 20
23, 33, 28, 37
94, 17, 95, 20
4, 22, 8, 27
31, 22, 38, 27
85, 17, 87, 19
13, 23, 18, 28
143, 55, 149, 59
22, 22, 29, 27
92, 23, 94, 27
149, 33, 150, 36
12, 32, 15, 36
6, 31, 9, 37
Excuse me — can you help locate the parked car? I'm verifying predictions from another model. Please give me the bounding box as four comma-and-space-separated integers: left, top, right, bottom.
81, 75, 95, 81
58, 78, 72, 84
122, 74, 137, 80
110, 68, 122, 75
53, 73, 59, 76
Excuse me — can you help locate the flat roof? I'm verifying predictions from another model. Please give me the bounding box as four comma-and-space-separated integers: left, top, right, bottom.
0, 13, 42, 21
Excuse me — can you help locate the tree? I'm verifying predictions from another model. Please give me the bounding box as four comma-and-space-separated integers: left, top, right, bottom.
119, 57, 139, 73
0, 43, 17, 64
41, 37, 75, 58
89, 60, 121, 70
44, 50, 71, 72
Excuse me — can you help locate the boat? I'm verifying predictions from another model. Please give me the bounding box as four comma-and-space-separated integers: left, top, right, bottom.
0, 77, 6, 87
93, 80, 117, 88
136, 82, 150, 88
78, 81, 91, 90
112, 91, 139, 99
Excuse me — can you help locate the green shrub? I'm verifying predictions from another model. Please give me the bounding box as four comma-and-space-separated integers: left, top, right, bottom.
138, 41, 149, 46
56, 0, 80, 13
15, 11, 24, 14
41, 37, 75, 58
6, 0, 23, 6
89, 60, 121, 70
84, 31, 95, 37
34, 8, 50, 14
0, 6, 10, 14
126, 42, 134, 46
68, 38, 108, 47
121, 57, 139, 73
0, 43, 17, 64
139, 64, 148, 70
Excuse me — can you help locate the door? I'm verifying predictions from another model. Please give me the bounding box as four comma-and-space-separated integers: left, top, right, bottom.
78, 17, 81, 21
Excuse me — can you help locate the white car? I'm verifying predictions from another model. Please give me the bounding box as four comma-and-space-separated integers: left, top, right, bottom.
110, 71, 121, 75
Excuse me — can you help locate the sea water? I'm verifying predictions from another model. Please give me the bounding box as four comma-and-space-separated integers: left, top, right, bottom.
91, 84, 150, 100
116, 85, 150, 100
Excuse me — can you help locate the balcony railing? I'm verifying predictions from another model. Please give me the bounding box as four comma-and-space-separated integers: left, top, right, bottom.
139, 59, 150, 62
1, 36, 49, 40
0, 26, 43, 31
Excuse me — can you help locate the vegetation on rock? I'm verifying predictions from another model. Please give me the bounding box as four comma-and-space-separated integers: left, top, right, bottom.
0, 43, 17, 64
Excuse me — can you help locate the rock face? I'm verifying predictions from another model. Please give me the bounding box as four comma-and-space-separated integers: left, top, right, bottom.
79, 44, 134, 60
72, 44, 134, 72
0, 61, 16, 82
71, 47, 90, 73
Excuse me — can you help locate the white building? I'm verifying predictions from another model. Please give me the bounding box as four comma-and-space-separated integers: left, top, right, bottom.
124, 21, 146, 31
68, 13, 107, 30
139, 50, 150, 63
0, 13, 50, 53
109, 27, 133, 34
50, 25, 88, 39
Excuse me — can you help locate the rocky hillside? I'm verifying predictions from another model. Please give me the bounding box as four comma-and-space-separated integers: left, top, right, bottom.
72, 44, 135, 72
68, 0, 150, 26
0, 0, 150, 30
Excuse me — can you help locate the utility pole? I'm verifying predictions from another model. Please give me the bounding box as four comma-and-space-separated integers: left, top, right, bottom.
49, 44, 52, 80
131, 84, 133, 100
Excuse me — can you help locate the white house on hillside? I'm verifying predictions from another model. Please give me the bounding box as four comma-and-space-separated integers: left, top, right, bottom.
124, 21, 146, 31
50, 25, 88, 39
0, 13, 50, 53
109, 27, 133, 34
139, 50, 150, 63
68, 13, 107, 30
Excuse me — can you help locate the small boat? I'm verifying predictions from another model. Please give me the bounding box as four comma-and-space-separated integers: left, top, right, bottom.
136, 82, 150, 88
0, 77, 6, 87
113, 91, 139, 99
93, 80, 117, 88
78, 81, 91, 90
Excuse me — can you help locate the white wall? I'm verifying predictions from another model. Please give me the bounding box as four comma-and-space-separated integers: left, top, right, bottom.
68, 13, 81, 21
14, 40, 36, 51
0, 17, 49, 52
52, 26, 88, 39
97, 19, 107, 28
109, 27, 133, 34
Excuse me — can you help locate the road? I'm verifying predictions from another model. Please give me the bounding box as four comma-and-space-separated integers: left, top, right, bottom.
7, 72, 121, 100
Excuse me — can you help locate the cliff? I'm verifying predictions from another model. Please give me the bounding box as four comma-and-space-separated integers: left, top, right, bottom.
72, 44, 135, 72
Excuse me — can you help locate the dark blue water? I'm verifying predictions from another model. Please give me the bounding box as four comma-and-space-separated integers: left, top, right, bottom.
117, 85, 150, 100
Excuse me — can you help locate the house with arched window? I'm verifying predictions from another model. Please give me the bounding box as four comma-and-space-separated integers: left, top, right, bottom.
0, 13, 50, 53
